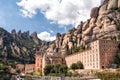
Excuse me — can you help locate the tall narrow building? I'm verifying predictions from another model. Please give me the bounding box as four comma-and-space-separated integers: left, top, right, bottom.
35, 52, 43, 72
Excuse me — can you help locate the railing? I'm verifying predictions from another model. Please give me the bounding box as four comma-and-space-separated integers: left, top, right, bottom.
12, 75, 100, 80
26, 76, 61, 80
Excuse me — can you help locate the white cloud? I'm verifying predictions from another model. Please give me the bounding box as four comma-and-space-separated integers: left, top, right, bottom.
37, 31, 56, 41
17, 0, 101, 26
49, 30, 54, 33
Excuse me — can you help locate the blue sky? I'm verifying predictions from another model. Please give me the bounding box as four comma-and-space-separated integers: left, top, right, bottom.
0, 0, 101, 41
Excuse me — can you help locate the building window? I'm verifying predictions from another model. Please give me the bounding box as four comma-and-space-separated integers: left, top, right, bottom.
102, 66, 104, 69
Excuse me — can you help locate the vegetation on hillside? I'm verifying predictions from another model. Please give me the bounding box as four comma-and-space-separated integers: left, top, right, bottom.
44, 64, 80, 77
95, 71, 120, 80
114, 44, 120, 68
67, 46, 85, 55
0, 63, 12, 80
114, 52, 120, 68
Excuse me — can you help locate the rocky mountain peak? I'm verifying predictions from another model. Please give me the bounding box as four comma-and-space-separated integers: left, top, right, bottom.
22, 31, 30, 38
44, 0, 120, 58
0, 28, 48, 63
11, 29, 16, 34
56, 33, 61, 39
11, 29, 17, 38
31, 32, 37, 38
1, 0, 120, 65
31, 32, 39, 44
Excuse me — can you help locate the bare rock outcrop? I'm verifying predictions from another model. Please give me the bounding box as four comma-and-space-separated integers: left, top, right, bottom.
31, 32, 39, 44
99, 3, 107, 15
90, 7, 99, 18
82, 20, 89, 31
118, 0, 120, 8
44, 0, 120, 59
107, 0, 118, 10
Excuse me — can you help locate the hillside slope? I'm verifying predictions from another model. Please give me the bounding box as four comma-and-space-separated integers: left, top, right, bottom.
0, 28, 48, 63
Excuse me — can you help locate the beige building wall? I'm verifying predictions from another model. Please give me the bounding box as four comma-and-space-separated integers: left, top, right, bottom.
99, 39, 120, 69
65, 39, 120, 69
42, 53, 63, 75
25, 64, 35, 73
35, 54, 42, 72
16, 64, 25, 72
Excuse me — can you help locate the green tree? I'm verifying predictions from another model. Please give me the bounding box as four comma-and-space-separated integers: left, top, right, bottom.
0, 65, 11, 80
54, 64, 61, 73
44, 64, 68, 76
70, 63, 77, 70
76, 61, 84, 69
70, 61, 84, 70
59, 65, 68, 74
73, 46, 85, 53
44, 64, 53, 75
114, 52, 120, 67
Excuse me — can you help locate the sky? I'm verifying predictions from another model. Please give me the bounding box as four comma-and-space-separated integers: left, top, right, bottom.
0, 0, 102, 41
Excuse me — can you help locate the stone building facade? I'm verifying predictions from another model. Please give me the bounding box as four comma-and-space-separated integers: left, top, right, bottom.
25, 64, 35, 73
16, 64, 35, 73
16, 52, 63, 75
35, 53, 43, 72
35, 52, 63, 75
16, 64, 25, 72
65, 39, 120, 69
16, 39, 120, 74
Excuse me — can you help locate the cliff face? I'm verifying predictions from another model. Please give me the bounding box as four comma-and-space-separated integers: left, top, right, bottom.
0, 28, 48, 63
45, 0, 120, 57
1, 0, 120, 63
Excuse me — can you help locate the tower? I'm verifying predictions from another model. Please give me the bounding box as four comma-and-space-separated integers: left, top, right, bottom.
35, 53, 42, 72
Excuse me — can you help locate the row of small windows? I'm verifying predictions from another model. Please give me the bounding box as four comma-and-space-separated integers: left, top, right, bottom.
101, 45, 118, 48
25, 68, 34, 71
84, 62, 99, 68
67, 57, 99, 64
101, 48, 116, 52
78, 49, 98, 55
91, 45, 98, 49
101, 40, 119, 44
72, 54, 99, 61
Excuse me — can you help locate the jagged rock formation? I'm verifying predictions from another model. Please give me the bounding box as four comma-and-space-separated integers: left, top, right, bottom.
1, 0, 120, 65
44, 0, 120, 58
0, 28, 48, 63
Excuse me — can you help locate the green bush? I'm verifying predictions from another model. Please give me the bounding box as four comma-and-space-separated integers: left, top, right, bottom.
32, 71, 41, 76
70, 63, 77, 70
70, 61, 84, 70
76, 61, 84, 69
95, 72, 120, 80
73, 46, 85, 53
67, 71, 72, 76
114, 52, 120, 67
44, 64, 68, 76
72, 71, 79, 77
67, 70, 79, 77
0, 64, 12, 80
67, 46, 85, 55
116, 68, 120, 72
44, 64, 54, 75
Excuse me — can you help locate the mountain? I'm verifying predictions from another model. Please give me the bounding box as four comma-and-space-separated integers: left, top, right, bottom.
1, 0, 120, 64
44, 0, 120, 57
0, 28, 48, 64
